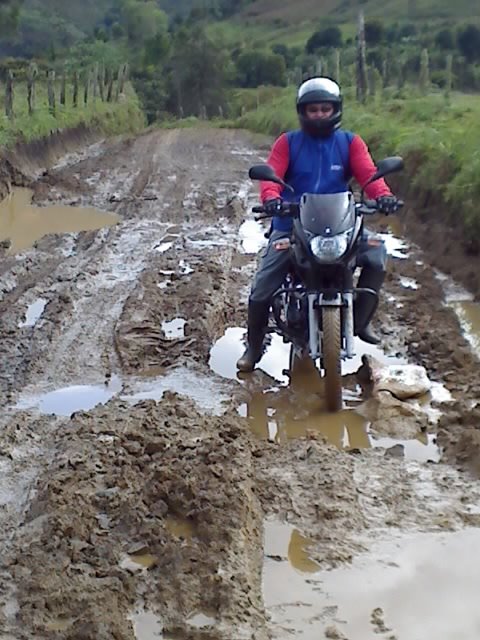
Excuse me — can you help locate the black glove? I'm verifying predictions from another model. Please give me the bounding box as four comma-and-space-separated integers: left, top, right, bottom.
376, 195, 401, 215
264, 198, 283, 215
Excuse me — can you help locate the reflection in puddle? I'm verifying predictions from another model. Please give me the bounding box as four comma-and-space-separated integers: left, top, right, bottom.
165, 515, 196, 540
238, 219, 267, 254
245, 385, 370, 448
161, 318, 186, 339
0, 188, 119, 253
399, 276, 419, 290
265, 521, 320, 574
435, 269, 480, 356
264, 526, 480, 639
450, 300, 480, 355
187, 613, 216, 628
18, 298, 47, 327
374, 433, 440, 462
209, 327, 290, 384
342, 338, 407, 375
378, 232, 409, 259
179, 259, 194, 275
16, 375, 122, 416
121, 367, 228, 415
129, 607, 163, 639
120, 553, 158, 572
154, 241, 173, 253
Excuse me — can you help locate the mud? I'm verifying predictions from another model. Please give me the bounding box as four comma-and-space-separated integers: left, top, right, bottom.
0, 127, 480, 638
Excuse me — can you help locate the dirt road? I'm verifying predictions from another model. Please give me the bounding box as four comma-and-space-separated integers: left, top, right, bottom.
1, 127, 480, 640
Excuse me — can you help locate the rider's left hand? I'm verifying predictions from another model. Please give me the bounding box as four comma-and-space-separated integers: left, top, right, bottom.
376, 195, 401, 215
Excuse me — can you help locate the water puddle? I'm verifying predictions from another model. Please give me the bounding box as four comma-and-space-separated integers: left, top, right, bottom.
161, 318, 186, 339
187, 613, 216, 628
121, 367, 228, 415
238, 219, 267, 254
399, 276, 419, 290
154, 242, 173, 253
120, 553, 158, 572
165, 515, 196, 540
0, 188, 119, 253
129, 607, 163, 639
378, 232, 409, 259
449, 300, 480, 354
265, 521, 320, 573
272, 527, 480, 639
435, 270, 480, 356
18, 297, 47, 327
16, 375, 122, 416
179, 259, 194, 275
209, 327, 290, 384
373, 433, 440, 462
210, 326, 407, 384
264, 521, 480, 639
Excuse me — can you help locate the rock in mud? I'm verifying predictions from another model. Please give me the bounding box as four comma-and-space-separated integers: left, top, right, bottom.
360, 355, 431, 400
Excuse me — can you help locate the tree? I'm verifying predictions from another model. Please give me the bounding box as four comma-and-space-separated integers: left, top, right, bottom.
435, 28, 454, 50
237, 51, 286, 87
457, 25, 480, 63
168, 26, 232, 117
365, 19, 385, 46
0, 0, 23, 36
306, 26, 342, 54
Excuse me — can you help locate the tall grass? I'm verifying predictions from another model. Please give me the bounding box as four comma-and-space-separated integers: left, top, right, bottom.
0, 82, 145, 148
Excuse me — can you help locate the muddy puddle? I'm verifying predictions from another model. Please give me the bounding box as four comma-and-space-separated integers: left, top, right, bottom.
18, 297, 47, 328
435, 270, 480, 356
0, 188, 119, 253
209, 327, 406, 384
264, 523, 480, 640
16, 375, 122, 416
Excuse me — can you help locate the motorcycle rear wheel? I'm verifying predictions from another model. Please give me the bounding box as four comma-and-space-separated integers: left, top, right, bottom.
322, 307, 343, 412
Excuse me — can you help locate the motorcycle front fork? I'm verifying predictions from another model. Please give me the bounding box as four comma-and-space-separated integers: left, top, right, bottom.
307, 292, 355, 361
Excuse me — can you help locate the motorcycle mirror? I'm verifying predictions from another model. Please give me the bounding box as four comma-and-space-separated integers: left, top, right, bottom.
248, 164, 294, 192
364, 156, 404, 186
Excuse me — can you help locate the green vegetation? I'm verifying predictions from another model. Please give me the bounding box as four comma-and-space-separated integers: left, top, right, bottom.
0, 81, 145, 147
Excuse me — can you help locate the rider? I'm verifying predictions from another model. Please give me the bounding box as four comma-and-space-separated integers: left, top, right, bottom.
237, 76, 401, 373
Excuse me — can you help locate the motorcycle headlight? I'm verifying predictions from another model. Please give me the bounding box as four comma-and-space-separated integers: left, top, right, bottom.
310, 232, 350, 262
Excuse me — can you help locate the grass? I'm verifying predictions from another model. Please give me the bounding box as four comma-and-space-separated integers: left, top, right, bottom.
234, 86, 480, 242
239, 0, 479, 24
0, 81, 146, 148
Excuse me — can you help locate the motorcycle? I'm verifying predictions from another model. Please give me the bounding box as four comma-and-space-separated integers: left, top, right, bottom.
248, 157, 404, 412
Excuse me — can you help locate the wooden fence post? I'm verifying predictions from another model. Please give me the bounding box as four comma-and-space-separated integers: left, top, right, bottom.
5, 70, 14, 119
93, 63, 99, 103
73, 70, 79, 108
60, 68, 66, 106
27, 64, 37, 115
84, 69, 90, 105
356, 10, 368, 103
334, 49, 341, 83
445, 54, 453, 99
107, 70, 114, 102
99, 64, 105, 102
47, 70, 56, 116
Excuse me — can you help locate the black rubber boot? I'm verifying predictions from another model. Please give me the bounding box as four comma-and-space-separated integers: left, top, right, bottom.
354, 269, 386, 345
236, 300, 270, 372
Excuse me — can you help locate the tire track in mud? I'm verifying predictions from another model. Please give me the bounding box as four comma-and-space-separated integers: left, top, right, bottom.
1, 128, 480, 639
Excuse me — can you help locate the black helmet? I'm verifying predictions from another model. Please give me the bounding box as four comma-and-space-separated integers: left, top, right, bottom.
296, 77, 343, 137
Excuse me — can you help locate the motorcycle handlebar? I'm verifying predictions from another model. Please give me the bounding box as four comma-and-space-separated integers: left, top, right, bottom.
252, 199, 404, 220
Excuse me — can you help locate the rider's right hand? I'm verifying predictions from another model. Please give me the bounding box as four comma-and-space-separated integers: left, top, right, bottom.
264, 198, 283, 216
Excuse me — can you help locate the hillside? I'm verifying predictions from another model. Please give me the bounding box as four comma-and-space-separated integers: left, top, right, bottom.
242, 0, 477, 23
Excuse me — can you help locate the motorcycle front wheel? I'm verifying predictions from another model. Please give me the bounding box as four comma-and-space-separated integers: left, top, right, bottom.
322, 307, 343, 412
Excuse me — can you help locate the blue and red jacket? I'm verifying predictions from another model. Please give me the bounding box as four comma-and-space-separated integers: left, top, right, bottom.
261, 129, 392, 231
